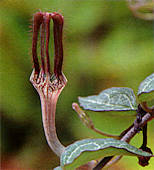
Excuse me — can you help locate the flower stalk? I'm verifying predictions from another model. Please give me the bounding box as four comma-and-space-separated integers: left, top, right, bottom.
72, 103, 120, 139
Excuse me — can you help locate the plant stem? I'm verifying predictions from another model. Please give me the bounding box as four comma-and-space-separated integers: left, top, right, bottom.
72, 103, 120, 139
142, 124, 147, 148
93, 156, 113, 170
120, 113, 152, 142
92, 127, 120, 139
93, 112, 153, 169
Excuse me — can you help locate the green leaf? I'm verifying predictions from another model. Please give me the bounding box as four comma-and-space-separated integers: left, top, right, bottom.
53, 166, 62, 170
137, 73, 154, 102
79, 87, 137, 112
60, 138, 152, 169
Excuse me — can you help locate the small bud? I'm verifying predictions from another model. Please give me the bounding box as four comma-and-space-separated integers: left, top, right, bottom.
72, 103, 94, 129
138, 146, 153, 167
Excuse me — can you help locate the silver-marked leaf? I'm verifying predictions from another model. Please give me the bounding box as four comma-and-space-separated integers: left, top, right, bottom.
60, 138, 152, 169
137, 73, 154, 103
79, 87, 137, 112
53, 166, 62, 170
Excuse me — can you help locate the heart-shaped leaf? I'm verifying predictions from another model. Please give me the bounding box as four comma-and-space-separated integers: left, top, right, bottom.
137, 73, 154, 103
60, 138, 152, 169
79, 87, 137, 112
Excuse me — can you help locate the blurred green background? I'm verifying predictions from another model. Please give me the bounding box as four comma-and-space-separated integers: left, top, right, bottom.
0, 0, 154, 169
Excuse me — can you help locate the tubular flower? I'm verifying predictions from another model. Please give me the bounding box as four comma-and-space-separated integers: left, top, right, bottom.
30, 12, 67, 157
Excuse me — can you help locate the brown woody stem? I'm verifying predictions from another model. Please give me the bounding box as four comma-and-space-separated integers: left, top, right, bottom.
93, 156, 113, 170
94, 112, 153, 169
